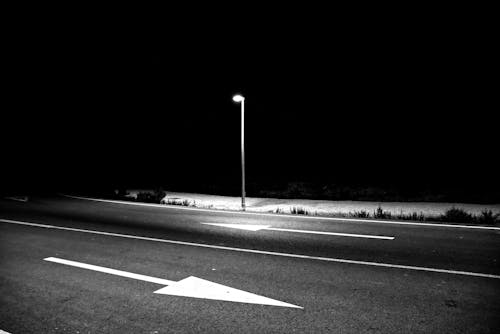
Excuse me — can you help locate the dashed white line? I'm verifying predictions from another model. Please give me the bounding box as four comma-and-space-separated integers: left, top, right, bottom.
3, 196, 28, 202
201, 223, 395, 240
2, 218, 499, 279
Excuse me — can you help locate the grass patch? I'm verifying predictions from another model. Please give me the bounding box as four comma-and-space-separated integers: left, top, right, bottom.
395, 211, 427, 221
162, 198, 193, 207
300, 207, 498, 226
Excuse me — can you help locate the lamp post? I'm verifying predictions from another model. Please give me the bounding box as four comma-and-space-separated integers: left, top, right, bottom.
233, 94, 246, 211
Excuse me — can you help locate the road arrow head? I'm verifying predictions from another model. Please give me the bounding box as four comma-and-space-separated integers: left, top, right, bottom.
201, 223, 270, 231
154, 276, 302, 309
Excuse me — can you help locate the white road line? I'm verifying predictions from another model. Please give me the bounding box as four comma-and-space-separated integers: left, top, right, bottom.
61, 194, 500, 231
268, 227, 395, 239
3, 196, 27, 202
44, 257, 175, 285
0, 330, 12, 334
201, 223, 395, 240
2, 218, 500, 280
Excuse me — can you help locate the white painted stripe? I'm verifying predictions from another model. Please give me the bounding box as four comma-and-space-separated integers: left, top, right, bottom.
0, 330, 12, 334
61, 194, 500, 231
3, 196, 27, 202
2, 218, 499, 280
267, 227, 395, 240
44, 257, 175, 285
201, 222, 394, 240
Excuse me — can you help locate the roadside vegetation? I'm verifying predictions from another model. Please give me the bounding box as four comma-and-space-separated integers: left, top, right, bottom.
281, 206, 499, 225
135, 189, 166, 203
111, 189, 499, 226
162, 198, 193, 207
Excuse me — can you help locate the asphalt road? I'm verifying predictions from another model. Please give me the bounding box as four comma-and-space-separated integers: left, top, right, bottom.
1, 195, 499, 333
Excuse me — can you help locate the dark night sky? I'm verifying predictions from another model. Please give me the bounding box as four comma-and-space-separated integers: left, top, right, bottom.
2, 8, 498, 199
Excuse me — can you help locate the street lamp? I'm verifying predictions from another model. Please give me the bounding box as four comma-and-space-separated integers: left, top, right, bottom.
233, 94, 246, 211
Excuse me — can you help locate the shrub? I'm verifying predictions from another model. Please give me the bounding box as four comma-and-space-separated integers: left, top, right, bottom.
373, 206, 392, 219
136, 189, 166, 204
409, 212, 426, 221
136, 192, 154, 203
441, 208, 474, 224
290, 207, 309, 215
113, 188, 129, 199
350, 210, 370, 218
477, 210, 500, 225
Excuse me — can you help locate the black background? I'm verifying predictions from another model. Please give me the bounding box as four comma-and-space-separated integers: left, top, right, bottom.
2, 6, 498, 201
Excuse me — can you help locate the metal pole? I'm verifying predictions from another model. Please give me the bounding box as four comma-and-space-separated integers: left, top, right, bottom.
241, 98, 246, 211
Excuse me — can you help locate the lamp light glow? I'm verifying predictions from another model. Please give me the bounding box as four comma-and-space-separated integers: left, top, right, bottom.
233, 94, 244, 102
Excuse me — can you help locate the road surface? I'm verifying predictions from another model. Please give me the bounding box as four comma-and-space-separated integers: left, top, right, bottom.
1, 195, 499, 333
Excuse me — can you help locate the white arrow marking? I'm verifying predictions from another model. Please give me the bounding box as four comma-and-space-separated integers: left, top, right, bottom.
44, 257, 302, 309
202, 223, 395, 240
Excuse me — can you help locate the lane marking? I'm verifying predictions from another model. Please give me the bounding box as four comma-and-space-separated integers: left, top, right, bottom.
3, 196, 28, 202
2, 218, 500, 280
61, 194, 500, 231
44, 257, 301, 308
0, 330, 12, 334
201, 223, 395, 240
